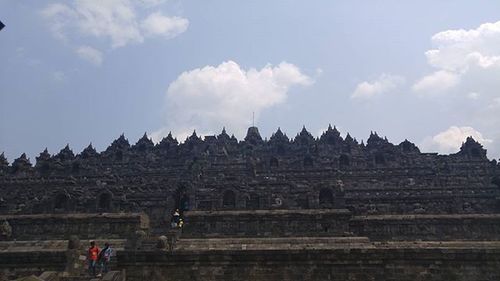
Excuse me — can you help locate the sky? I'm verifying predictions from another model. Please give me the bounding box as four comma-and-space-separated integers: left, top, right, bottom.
1, 0, 500, 162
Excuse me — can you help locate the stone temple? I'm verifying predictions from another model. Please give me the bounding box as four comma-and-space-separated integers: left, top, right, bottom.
1, 125, 500, 281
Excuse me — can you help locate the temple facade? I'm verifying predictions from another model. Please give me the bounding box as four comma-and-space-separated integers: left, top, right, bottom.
1, 126, 500, 280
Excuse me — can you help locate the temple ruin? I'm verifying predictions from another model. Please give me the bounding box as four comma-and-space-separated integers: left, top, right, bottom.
1, 125, 500, 280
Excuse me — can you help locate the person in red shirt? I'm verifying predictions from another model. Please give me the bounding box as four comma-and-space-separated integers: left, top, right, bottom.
87, 241, 100, 276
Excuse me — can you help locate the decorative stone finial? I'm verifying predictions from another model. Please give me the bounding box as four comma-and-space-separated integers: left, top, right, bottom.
270, 127, 289, 144
0, 152, 8, 166
108, 134, 130, 151
294, 126, 315, 145
12, 153, 32, 173
218, 127, 230, 142
80, 143, 99, 159
55, 144, 75, 161
244, 126, 263, 144
133, 132, 154, 151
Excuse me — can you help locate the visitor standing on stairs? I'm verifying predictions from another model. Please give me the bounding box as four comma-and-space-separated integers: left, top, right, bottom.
87, 241, 100, 277
97, 242, 113, 276
171, 209, 181, 228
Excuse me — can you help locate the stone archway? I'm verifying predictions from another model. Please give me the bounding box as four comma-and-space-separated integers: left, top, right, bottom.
304, 156, 313, 167
319, 188, 334, 207
97, 192, 112, 212
173, 184, 190, 213
223, 190, 236, 208
270, 157, 279, 168
54, 193, 69, 211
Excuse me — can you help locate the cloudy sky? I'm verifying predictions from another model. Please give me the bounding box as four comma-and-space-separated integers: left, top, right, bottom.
1, 1, 499, 162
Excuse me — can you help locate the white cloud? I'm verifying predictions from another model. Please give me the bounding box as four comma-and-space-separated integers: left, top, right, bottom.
137, 0, 167, 7
40, 3, 77, 41
414, 20, 500, 94
420, 126, 492, 154
351, 74, 404, 99
467, 92, 480, 100
52, 71, 65, 82
425, 21, 500, 72
75, 45, 103, 65
488, 97, 500, 109
152, 61, 313, 142
140, 12, 189, 38
72, 0, 143, 48
412, 21, 500, 159
41, 0, 188, 48
412, 70, 459, 94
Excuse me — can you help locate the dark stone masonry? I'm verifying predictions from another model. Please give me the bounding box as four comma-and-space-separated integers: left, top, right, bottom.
0, 125, 499, 280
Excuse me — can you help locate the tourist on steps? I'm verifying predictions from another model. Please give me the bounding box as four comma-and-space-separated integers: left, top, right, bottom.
97, 242, 113, 276
171, 209, 181, 228
87, 241, 100, 276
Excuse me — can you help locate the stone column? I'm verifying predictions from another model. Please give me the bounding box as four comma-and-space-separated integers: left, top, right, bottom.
63, 235, 85, 277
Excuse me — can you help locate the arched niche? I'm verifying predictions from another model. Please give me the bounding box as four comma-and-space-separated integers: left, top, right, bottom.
339, 154, 350, 169
180, 194, 190, 211
54, 193, 69, 211
173, 184, 190, 212
222, 190, 236, 208
97, 192, 112, 212
319, 188, 334, 207
270, 157, 279, 168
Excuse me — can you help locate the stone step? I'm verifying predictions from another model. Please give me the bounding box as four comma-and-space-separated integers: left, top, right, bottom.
60, 276, 95, 281
0, 239, 127, 252
54, 271, 123, 281
39, 271, 58, 281
178, 236, 370, 244
174, 236, 371, 251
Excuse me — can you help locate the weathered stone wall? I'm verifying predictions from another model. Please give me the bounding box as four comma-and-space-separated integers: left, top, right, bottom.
183, 211, 500, 241
3, 240, 500, 281
0, 213, 149, 240
182, 209, 351, 237
1, 170, 499, 239
0, 251, 65, 280
118, 246, 500, 281
350, 214, 500, 241
0, 238, 127, 280
0, 126, 499, 240
1, 127, 498, 217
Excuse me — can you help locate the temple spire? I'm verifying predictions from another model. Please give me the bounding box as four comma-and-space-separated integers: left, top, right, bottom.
218, 127, 230, 142
0, 152, 8, 167
244, 126, 263, 145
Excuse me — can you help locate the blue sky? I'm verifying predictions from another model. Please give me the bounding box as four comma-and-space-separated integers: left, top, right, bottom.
1, 0, 500, 162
